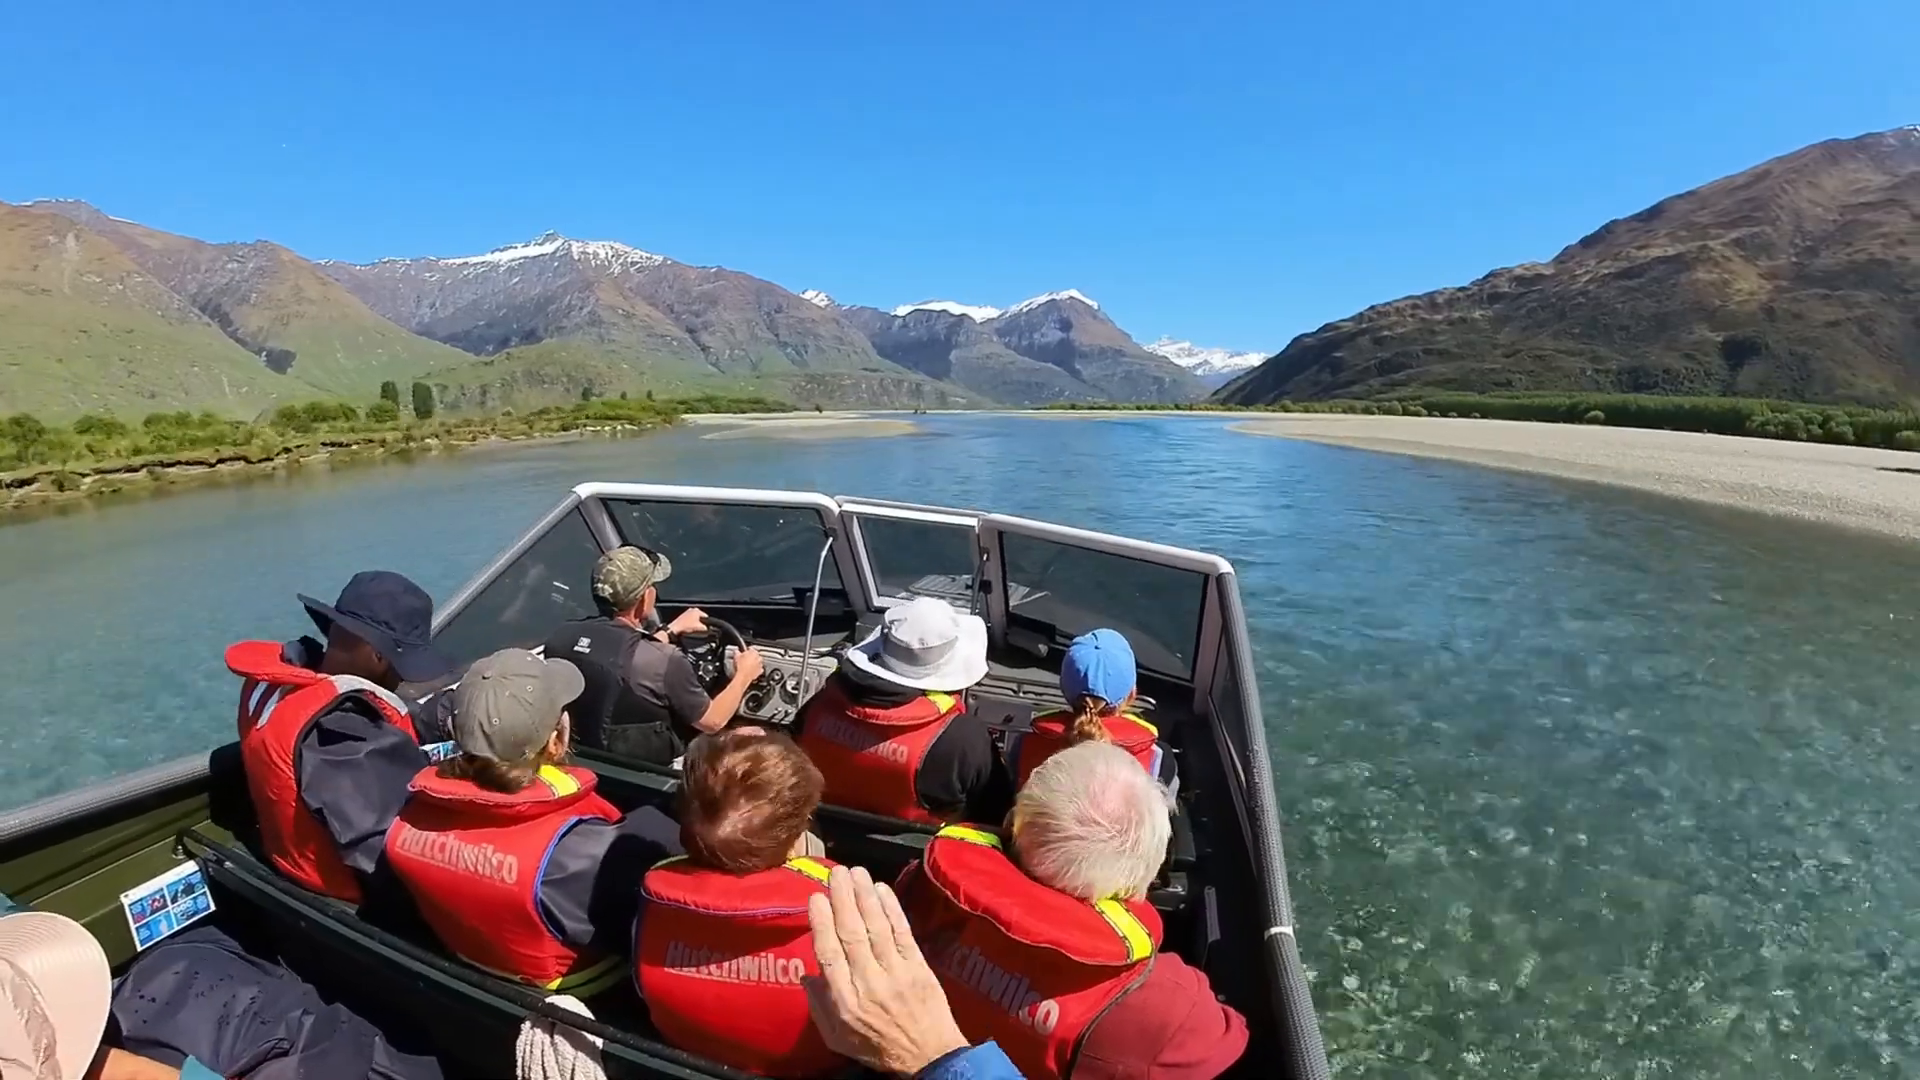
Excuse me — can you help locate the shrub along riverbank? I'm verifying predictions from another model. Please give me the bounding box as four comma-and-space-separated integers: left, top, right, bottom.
1049, 393, 1920, 451
0, 394, 791, 512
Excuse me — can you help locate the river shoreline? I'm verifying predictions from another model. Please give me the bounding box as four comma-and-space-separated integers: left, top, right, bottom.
1232, 413, 1920, 542
0, 423, 654, 517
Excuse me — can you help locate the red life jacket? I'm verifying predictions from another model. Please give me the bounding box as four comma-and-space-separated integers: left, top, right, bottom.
795, 678, 963, 823
385, 764, 624, 995
1010, 711, 1161, 789
636, 855, 848, 1079
227, 640, 419, 901
900, 826, 1162, 1080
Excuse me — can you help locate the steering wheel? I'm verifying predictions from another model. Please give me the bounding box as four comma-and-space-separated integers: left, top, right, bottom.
675, 615, 749, 692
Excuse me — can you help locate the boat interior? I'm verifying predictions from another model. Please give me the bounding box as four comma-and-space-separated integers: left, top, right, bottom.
0, 483, 1329, 1080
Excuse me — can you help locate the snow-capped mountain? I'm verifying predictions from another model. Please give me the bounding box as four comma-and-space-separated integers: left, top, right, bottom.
840, 289, 1207, 405
891, 300, 1004, 321
799, 289, 836, 308
1144, 337, 1269, 377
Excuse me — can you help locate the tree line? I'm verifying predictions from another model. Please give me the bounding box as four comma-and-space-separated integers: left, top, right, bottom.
1, 387, 790, 473
1047, 393, 1920, 452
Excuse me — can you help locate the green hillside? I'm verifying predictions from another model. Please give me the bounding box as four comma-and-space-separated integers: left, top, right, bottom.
0, 204, 296, 418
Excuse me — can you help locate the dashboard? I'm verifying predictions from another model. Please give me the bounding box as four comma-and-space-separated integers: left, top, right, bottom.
734, 645, 839, 726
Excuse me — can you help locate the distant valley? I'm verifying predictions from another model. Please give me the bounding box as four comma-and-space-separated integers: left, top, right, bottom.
0, 206, 1218, 419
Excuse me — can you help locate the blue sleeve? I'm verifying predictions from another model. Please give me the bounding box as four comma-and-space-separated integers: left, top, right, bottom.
917, 1042, 1023, 1080
296, 701, 428, 876
179, 1056, 225, 1080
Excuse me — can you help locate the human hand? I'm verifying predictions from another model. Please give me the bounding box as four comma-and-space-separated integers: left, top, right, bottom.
666, 608, 708, 636
805, 865, 968, 1076
731, 646, 765, 683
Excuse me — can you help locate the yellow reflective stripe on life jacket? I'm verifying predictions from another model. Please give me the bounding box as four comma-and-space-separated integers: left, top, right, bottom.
536, 765, 581, 797
1092, 899, 1154, 963
471, 953, 626, 997
934, 824, 1004, 850
1121, 712, 1158, 738
925, 691, 959, 713
547, 954, 626, 996
785, 857, 833, 884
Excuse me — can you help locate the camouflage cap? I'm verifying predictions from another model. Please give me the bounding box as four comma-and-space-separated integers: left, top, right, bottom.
592, 546, 673, 610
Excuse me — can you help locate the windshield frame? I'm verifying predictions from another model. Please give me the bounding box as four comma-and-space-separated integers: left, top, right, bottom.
835, 498, 984, 612
977, 512, 1230, 708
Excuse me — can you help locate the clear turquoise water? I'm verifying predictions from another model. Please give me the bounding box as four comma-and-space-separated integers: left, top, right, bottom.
3, 413, 1917, 1077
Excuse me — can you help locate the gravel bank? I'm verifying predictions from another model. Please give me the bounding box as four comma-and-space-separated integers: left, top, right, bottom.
1231, 414, 1920, 542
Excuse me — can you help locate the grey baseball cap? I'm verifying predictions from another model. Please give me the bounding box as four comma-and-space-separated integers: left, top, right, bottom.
592, 546, 674, 611
451, 648, 585, 763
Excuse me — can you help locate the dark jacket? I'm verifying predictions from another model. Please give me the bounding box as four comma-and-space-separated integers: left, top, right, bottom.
111, 925, 444, 1080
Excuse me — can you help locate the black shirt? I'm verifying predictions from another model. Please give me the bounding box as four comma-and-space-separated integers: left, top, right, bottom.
544, 617, 711, 764
795, 665, 1014, 824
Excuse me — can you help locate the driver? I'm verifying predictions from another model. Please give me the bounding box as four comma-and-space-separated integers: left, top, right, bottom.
543, 546, 763, 765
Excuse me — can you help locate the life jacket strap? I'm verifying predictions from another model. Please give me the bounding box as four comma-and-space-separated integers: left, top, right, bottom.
785, 857, 833, 884
535, 765, 582, 798
472, 953, 625, 997
934, 824, 1003, 849
932, 825, 1154, 962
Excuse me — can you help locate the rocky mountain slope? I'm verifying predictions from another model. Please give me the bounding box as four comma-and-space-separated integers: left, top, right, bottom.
833, 291, 1207, 405
3, 201, 1204, 417
1220, 126, 1920, 407
0, 202, 302, 417
319, 234, 975, 409
32, 200, 470, 401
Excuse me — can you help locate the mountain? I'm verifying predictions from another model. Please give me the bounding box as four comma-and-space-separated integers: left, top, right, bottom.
836, 291, 1207, 405
319, 234, 962, 409
1144, 338, 1269, 390
30, 200, 471, 401
0, 202, 302, 418
1220, 126, 1920, 407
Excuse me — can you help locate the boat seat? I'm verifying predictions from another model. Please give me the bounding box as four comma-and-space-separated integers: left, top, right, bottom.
178, 822, 781, 1080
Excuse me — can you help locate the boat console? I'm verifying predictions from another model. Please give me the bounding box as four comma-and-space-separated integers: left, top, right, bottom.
734, 646, 837, 725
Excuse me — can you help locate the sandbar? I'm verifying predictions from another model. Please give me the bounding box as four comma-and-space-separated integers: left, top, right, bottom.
1231, 414, 1920, 543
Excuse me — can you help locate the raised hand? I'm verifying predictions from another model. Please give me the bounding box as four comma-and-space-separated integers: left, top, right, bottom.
804, 866, 968, 1075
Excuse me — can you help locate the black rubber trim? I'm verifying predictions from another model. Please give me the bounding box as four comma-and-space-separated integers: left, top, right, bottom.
1215, 573, 1330, 1080
183, 829, 769, 1080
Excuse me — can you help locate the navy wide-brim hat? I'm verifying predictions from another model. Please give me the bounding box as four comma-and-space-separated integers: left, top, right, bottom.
298, 570, 454, 684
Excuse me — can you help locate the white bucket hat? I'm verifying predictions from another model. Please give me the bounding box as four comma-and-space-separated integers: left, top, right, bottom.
843, 597, 989, 692
0, 912, 111, 1080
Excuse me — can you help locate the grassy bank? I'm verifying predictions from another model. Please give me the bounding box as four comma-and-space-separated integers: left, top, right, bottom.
1048, 393, 1920, 452
1, 394, 791, 513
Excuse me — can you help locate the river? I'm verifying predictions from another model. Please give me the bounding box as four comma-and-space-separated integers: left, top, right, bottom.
3, 413, 1917, 1077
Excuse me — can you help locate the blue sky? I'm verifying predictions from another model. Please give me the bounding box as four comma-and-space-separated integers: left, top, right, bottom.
3, 0, 1915, 352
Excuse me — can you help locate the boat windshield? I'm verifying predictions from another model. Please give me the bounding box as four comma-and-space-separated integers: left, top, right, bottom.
855, 515, 979, 610
602, 497, 844, 606
998, 531, 1209, 679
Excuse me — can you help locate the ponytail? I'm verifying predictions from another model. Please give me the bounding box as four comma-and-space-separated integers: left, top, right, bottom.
1066, 696, 1115, 746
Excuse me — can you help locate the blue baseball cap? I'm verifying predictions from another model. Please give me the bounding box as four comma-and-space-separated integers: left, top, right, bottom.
1060, 628, 1136, 706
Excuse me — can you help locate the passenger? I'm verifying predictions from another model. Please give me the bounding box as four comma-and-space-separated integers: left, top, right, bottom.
794, 597, 1012, 825
898, 742, 1248, 1080
225, 571, 454, 903
1008, 629, 1176, 792
543, 546, 764, 765
804, 864, 1024, 1080
634, 729, 848, 1079
385, 648, 680, 997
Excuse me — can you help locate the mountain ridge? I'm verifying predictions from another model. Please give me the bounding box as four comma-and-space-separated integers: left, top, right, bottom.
1219, 125, 1920, 407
